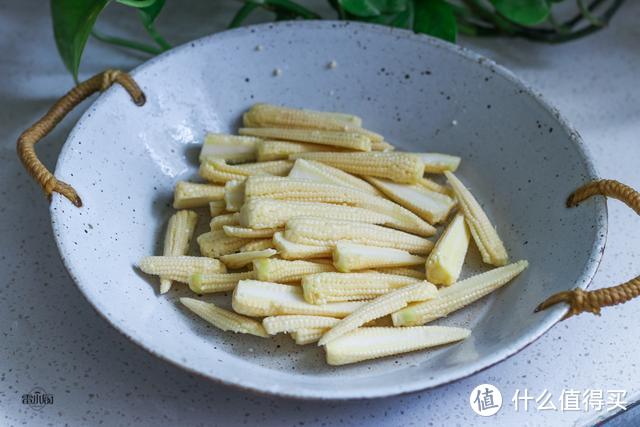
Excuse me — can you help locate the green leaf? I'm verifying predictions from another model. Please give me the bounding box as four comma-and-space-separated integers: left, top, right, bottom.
50, 0, 110, 81
266, 0, 321, 19
138, 0, 165, 24
413, 0, 457, 43
489, 0, 550, 25
115, 0, 157, 7
229, 3, 260, 28
338, 0, 408, 18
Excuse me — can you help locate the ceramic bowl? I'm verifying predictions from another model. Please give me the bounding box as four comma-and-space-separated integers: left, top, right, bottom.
50, 21, 606, 399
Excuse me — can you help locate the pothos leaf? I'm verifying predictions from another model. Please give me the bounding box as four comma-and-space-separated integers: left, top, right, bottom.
338, 0, 408, 18
138, 0, 166, 25
50, 0, 110, 81
490, 0, 550, 25
413, 0, 457, 43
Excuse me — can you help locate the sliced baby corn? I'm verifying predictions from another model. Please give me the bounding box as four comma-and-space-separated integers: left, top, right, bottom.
197, 230, 249, 257
392, 260, 529, 326
244, 103, 363, 129
290, 328, 327, 345
180, 297, 268, 338
333, 242, 425, 272
223, 225, 280, 239
290, 152, 425, 184
245, 176, 435, 236
371, 140, 395, 151
239, 239, 274, 252
209, 200, 227, 217
273, 231, 332, 260
262, 315, 340, 335
285, 218, 434, 254
318, 281, 438, 345
232, 280, 365, 317
426, 214, 470, 286
220, 249, 277, 269
411, 152, 461, 173
224, 180, 245, 212
417, 177, 452, 196
210, 213, 240, 231
138, 256, 226, 283
189, 271, 256, 294
173, 181, 225, 209
445, 171, 508, 266
325, 326, 470, 365
256, 139, 336, 161
302, 272, 419, 304
288, 159, 381, 196
239, 199, 393, 230
200, 159, 292, 184
239, 128, 371, 151
367, 177, 456, 224
374, 267, 425, 280
253, 258, 335, 283
160, 210, 198, 294
199, 133, 259, 163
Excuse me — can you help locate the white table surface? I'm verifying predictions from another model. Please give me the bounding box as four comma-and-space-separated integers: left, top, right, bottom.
1, 1, 638, 425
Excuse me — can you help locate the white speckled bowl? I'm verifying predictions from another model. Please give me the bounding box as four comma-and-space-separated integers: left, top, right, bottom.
49, 21, 606, 399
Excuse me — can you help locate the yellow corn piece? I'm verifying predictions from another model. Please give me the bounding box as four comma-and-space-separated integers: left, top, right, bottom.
244, 176, 435, 236
239, 199, 393, 230
325, 326, 470, 365
371, 140, 395, 151
200, 159, 292, 184
138, 256, 226, 283
273, 231, 332, 260
220, 249, 277, 269
224, 180, 245, 212
426, 214, 470, 286
253, 258, 335, 283
173, 181, 225, 209
262, 315, 340, 335
160, 210, 198, 294
239, 239, 274, 252
318, 281, 438, 345
223, 225, 280, 239
285, 218, 434, 254
256, 140, 337, 161
392, 260, 529, 326
411, 152, 461, 173
199, 133, 259, 164
209, 200, 227, 217
189, 271, 256, 294
199, 160, 246, 184
416, 177, 452, 196
209, 213, 240, 231
445, 171, 508, 266
288, 159, 381, 196
239, 128, 371, 152
244, 103, 363, 129
302, 272, 419, 304
232, 280, 365, 317
333, 242, 425, 272
290, 152, 424, 184
367, 177, 456, 224
180, 297, 268, 337
197, 230, 249, 257
374, 267, 425, 280
290, 328, 327, 345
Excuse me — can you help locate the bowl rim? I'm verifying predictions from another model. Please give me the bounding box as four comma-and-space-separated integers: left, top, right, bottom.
49, 20, 608, 400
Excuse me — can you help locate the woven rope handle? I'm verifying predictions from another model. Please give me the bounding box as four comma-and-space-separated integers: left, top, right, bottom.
17, 69, 145, 207
536, 180, 640, 319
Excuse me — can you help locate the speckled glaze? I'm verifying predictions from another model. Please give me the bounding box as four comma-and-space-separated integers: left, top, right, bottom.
49, 21, 606, 399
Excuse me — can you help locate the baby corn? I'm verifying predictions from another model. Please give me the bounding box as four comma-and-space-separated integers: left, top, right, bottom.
224, 180, 245, 212
374, 267, 425, 280
180, 297, 268, 338
445, 171, 508, 266
290, 328, 327, 345
256, 139, 336, 161
173, 181, 225, 209
197, 230, 249, 257
138, 256, 226, 283
253, 258, 335, 283
302, 272, 419, 304
325, 326, 470, 365
239, 239, 274, 252
290, 152, 424, 184
189, 271, 256, 294
285, 218, 434, 254
288, 159, 381, 196
244, 103, 362, 129
160, 210, 198, 294
392, 260, 529, 326
262, 315, 340, 335
272, 231, 332, 259
223, 225, 280, 239
200, 159, 292, 184
239, 128, 371, 151
318, 282, 438, 345
199, 133, 259, 163
426, 214, 470, 286
209, 200, 227, 217
333, 242, 425, 272
232, 280, 365, 317
417, 177, 452, 196
411, 153, 461, 173
220, 249, 277, 269
367, 177, 456, 224
210, 213, 240, 231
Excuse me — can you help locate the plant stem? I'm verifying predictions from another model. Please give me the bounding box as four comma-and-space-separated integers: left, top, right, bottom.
229, 2, 260, 28
140, 18, 172, 50
91, 30, 163, 55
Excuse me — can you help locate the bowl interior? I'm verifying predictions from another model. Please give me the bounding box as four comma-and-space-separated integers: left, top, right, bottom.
50, 22, 606, 399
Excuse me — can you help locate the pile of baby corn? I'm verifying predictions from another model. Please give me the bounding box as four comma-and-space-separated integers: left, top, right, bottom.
138, 104, 528, 366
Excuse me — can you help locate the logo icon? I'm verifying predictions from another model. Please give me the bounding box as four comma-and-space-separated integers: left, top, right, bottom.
470, 383, 502, 416
21, 387, 54, 411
